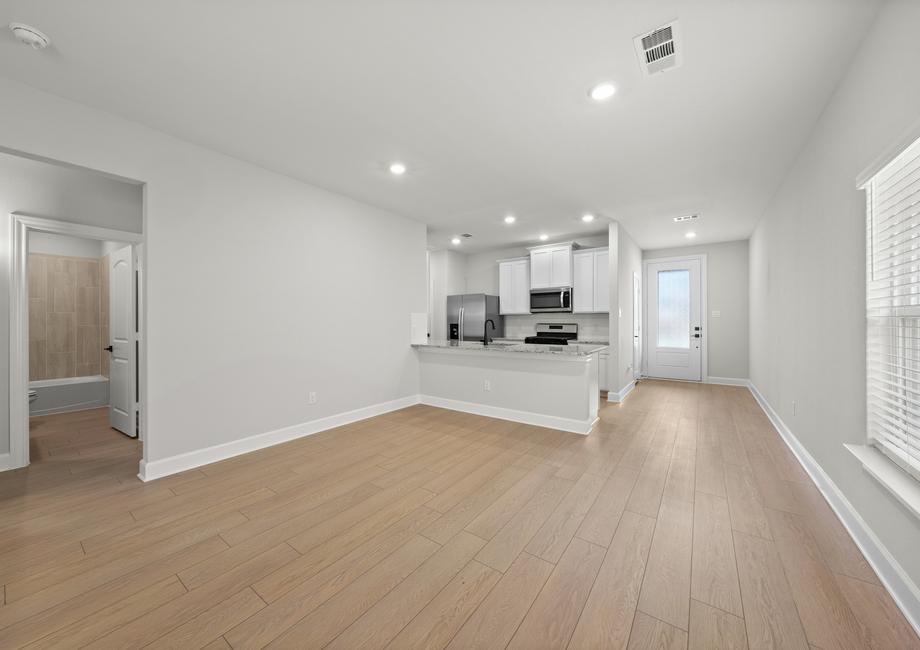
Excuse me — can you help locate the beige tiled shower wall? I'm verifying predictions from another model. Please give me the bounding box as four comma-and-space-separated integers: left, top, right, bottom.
28, 254, 110, 380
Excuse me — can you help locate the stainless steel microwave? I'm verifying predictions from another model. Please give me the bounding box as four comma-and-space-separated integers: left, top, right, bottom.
530, 287, 572, 313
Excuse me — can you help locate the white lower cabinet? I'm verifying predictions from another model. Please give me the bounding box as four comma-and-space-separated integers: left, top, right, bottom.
599, 352, 609, 392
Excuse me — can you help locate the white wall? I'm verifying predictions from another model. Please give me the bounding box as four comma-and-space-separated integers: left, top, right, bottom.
101, 240, 130, 257
615, 227, 642, 393
29, 232, 103, 258
0, 78, 427, 467
607, 223, 620, 394
0, 151, 143, 456
750, 0, 920, 591
645, 240, 749, 380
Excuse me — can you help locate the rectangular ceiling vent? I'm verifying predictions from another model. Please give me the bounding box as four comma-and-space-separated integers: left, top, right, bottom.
634, 21, 682, 76
673, 214, 698, 223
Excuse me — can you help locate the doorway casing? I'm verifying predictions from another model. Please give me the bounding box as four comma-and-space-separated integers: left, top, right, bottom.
8, 213, 144, 471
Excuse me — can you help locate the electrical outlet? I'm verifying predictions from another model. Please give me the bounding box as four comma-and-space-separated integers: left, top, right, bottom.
483, 379, 491, 392
792, 400, 796, 416
309, 392, 317, 404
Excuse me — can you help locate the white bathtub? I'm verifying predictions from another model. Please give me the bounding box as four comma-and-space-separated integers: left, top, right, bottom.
29, 375, 109, 416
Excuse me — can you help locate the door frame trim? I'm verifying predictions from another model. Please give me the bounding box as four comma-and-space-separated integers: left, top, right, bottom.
642, 254, 708, 381
8, 213, 143, 471
633, 271, 642, 381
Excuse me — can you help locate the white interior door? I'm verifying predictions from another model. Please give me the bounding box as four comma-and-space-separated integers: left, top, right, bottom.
108, 245, 136, 436
633, 271, 641, 380
646, 259, 702, 380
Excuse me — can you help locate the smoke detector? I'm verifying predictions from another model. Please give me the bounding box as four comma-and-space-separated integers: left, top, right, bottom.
634, 21, 681, 76
9, 23, 50, 50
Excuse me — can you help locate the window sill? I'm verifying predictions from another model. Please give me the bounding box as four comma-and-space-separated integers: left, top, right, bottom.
845, 444, 920, 521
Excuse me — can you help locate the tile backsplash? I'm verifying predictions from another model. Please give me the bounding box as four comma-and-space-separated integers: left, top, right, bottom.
503, 313, 609, 341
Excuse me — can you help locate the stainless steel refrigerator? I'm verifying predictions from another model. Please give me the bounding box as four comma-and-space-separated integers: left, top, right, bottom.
446, 294, 504, 341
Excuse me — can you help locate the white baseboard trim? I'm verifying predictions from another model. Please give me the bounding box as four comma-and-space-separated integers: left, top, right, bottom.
138, 394, 422, 482
419, 394, 595, 435
0, 453, 13, 472
705, 376, 751, 387
607, 380, 636, 403
29, 400, 109, 417
748, 382, 920, 636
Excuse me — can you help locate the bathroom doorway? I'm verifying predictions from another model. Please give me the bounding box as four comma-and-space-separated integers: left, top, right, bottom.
27, 231, 137, 433
9, 215, 144, 472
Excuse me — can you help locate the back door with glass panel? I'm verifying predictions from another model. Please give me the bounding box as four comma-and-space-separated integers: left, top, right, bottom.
646, 259, 702, 380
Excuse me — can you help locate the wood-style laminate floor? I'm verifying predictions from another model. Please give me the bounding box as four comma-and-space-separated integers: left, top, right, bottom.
2, 381, 918, 649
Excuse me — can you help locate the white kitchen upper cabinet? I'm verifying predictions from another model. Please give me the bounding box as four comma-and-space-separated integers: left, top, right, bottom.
550, 247, 571, 287
594, 250, 610, 312
529, 243, 573, 289
573, 253, 594, 312
530, 250, 552, 289
511, 259, 530, 313
499, 261, 514, 313
572, 247, 610, 313
498, 258, 530, 314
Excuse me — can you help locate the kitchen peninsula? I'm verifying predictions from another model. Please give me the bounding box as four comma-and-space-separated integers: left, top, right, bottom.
412, 340, 608, 434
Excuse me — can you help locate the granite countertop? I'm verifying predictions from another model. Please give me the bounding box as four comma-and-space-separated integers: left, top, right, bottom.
413, 340, 609, 357
493, 337, 611, 345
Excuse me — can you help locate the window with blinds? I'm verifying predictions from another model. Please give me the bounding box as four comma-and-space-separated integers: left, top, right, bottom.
866, 134, 920, 481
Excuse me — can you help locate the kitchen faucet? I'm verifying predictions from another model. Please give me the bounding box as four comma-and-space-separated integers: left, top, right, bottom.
482, 319, 496, 345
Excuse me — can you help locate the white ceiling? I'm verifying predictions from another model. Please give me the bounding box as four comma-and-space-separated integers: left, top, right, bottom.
0, 0, 880, 252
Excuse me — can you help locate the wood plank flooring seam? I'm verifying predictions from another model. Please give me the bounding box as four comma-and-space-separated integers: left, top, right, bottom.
492, 551, 555, 650
724, 502, 752, 650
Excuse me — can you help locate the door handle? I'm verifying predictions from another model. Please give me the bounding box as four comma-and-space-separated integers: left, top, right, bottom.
104, 345, 113, 352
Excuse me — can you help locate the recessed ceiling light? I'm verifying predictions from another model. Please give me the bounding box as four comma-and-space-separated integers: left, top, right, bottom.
504, 215, 516, 224
451, 237, 461, 245
9, 23, 50, 49
685, 231, 697, 239
389, 162, 407, 176
539, 234, 549, 241
589, 82, 616, 102
581, 213, 595, 223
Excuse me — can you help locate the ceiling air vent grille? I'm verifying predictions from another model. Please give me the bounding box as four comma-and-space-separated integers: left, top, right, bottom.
635, 21, 682, 76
